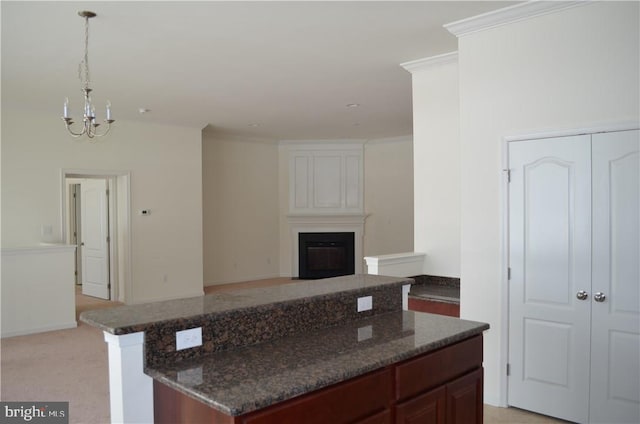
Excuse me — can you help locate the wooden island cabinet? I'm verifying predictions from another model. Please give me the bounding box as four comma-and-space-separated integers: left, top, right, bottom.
154, 335, 483, 424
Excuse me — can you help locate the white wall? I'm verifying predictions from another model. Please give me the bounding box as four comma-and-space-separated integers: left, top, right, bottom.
456, 1, 639, 405
202, 132, 280, 285
408, 55, 460, 277
363, 137, 414, 257
1, 246, 77, 337
1, 109, 204, 304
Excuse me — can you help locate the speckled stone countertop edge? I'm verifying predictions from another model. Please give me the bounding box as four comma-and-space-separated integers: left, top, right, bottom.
408, 292, 460, 304
80, 275, 414, 335
409, 276, 460, 304
82, 284, 411, 336
145, 311, 489, 417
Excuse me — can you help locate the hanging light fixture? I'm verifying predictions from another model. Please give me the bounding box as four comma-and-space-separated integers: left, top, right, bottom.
62, 11, 114, 139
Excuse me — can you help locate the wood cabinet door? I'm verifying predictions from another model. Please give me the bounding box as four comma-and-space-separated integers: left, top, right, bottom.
396, 386, 445, 424
355, 409, 392, 424
242, 369, 392, 424
446, 368, 483, 424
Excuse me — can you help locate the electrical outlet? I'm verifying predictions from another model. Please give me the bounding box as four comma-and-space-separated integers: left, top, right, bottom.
357, 296, 373, 312
176, 327, 202, 351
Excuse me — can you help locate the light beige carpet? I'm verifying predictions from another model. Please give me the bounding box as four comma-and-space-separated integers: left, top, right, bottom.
1, 320, 110, 423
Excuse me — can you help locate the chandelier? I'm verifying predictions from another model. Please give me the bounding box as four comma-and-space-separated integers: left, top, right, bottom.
62, 11, 114, 139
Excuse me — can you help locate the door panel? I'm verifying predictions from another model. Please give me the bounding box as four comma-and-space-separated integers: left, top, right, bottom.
590, 130, 640, 423
81, 179, 110, 300
508, 135, 591, 423
523, 319, 571, 387
524, 159, 573, 305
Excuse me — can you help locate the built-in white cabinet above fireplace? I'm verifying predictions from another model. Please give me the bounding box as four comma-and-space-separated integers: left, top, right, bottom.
288, 143, 363, 215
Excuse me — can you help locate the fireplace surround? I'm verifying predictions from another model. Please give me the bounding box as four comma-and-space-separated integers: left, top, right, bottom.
299, 232, 355, 279
287, 214, 366, 278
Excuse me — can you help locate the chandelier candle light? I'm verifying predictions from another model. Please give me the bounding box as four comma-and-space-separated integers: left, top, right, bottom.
62, 11, 114, 139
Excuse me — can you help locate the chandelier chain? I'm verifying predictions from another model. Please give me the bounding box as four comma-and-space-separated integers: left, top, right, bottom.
78, 15, 91, 89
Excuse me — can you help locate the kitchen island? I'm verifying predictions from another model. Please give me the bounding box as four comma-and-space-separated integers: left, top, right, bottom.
81, 274, 488, 423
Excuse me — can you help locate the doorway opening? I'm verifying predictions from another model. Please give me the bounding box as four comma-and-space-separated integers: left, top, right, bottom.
61, 170, 131, 311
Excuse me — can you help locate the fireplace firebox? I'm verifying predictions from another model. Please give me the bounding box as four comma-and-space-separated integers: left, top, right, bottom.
298, 232, 355, 279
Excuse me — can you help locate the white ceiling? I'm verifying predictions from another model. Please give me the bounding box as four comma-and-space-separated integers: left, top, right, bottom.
2, 1, 515, 141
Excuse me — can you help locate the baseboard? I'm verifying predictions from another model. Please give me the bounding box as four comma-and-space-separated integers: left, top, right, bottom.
1, 321, 78, 338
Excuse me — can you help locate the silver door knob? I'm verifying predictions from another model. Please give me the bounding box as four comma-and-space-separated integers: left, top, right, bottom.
576, 290, 588, 300
594, 292, 606, 302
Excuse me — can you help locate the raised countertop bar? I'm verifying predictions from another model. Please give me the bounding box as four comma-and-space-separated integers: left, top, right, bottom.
146, 310, 488, 416
81, 274, 411, 335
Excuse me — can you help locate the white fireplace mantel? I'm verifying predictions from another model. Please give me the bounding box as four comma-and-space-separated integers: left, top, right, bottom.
288, 213, 368, 278
286, 143, 367, 278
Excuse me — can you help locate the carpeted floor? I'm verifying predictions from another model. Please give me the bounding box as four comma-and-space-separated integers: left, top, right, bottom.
1, 280, 569, 424
1, 309, 112, 423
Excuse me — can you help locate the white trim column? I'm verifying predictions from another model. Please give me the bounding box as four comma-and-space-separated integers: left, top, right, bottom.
103, 331, 153, 424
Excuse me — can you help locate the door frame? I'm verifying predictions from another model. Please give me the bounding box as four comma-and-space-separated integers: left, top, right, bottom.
60, 169, 132, 303
500, 121, 640, 408
69, 182, 82, 285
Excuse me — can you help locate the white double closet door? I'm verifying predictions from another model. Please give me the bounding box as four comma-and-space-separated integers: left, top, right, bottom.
508, 130, 639, 423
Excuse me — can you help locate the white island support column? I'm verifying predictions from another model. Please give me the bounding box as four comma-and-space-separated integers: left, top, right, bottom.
103, 331, 154, 424
364, 252, 426, 310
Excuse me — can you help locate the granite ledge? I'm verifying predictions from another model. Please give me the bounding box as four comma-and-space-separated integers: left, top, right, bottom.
80, 274, 413, 335
146, 310, 489, 417
409, 275, 460, 304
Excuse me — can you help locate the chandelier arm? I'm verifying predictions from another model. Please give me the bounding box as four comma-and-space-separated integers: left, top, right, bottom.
63, 120, 88, 138
91, 122, 113, 138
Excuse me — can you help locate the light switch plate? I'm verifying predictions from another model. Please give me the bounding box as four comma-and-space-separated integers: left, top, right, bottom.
357, 296, 373, 312
176, 327, 202, 350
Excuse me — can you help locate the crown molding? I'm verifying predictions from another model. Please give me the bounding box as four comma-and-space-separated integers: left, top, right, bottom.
400, 51, 458, 73
444, 1, 591, 37
279, 138, 367, 146
365, 134, 413, 145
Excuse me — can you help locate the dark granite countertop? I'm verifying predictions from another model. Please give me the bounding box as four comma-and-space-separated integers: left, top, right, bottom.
409, 275, 460, 304
80, 274, 412, 335
409, 284, 460, 304
145, 310, 489, 416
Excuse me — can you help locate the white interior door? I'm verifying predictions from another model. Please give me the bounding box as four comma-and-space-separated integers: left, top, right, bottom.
81, 179, 110, 299
508, 135, 592, 423
590, 130, 640, 423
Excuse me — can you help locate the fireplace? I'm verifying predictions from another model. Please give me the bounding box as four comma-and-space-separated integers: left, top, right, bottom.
298, 232, 355, 279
